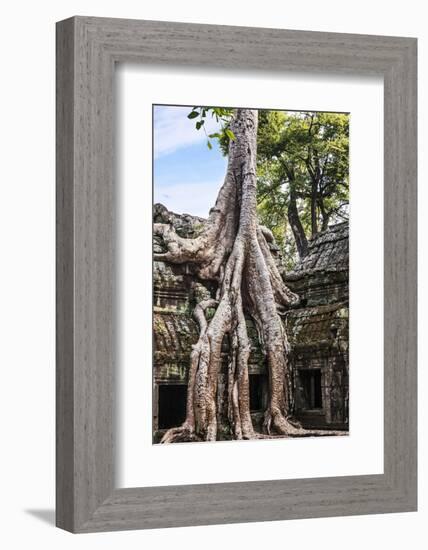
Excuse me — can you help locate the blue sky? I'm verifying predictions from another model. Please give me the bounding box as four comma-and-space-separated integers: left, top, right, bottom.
153, 105, 228, 218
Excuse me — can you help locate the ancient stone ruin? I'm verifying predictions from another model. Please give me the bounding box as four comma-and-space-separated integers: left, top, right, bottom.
153, 203, 349, 442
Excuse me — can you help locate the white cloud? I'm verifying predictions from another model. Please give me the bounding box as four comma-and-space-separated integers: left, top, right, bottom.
154, 105, 222, 158
154, 179, 223, 218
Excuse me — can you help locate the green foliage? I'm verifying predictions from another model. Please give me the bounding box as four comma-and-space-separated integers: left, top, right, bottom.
187, 107, 235, 149
185, 106, 349, 270
256, 110, 349, 267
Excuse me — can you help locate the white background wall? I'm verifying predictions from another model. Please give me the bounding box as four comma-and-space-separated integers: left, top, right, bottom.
0, 1, 425, 548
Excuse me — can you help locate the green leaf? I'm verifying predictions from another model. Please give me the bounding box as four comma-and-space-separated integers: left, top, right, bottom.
208, 132, 221, 139
207, 140, 213, 150
225, 128, 236, 141
187, 111, 199, 119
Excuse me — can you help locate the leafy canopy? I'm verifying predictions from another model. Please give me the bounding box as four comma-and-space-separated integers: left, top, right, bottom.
187, 106, 236, 150
186, 106, 349, 269
256, 110, 349, 268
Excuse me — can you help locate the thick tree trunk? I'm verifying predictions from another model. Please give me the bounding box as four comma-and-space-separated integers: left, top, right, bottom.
318, 197, 330, 231
287, 186, 309, 259
310, 182, 318, 237
156, 108, 341, 443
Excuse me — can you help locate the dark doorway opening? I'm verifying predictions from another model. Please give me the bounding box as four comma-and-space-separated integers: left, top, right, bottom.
158, 384, 187, 429
249, 374, 265, 411
300, 369, 323, 409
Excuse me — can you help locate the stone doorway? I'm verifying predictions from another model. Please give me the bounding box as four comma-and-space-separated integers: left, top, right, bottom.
300, 369, 323, 410
158, 384, 187, 429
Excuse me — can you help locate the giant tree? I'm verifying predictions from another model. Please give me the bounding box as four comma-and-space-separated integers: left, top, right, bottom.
155, 108, 339, 443
257, 110, 349, 264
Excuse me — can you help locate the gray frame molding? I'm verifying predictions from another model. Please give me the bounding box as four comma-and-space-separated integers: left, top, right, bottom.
56, 16, 417, 533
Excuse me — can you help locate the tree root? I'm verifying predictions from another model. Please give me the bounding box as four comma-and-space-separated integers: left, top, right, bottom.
263, 409, 346, 438
160, 423, 202, 444
156, 108, 347, 445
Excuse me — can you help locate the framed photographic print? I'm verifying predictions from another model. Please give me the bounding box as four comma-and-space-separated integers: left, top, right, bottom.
56, 16, 417, 532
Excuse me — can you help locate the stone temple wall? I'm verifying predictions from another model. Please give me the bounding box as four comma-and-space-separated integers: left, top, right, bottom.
152, 203, 349, 441
285, 223, 349, 429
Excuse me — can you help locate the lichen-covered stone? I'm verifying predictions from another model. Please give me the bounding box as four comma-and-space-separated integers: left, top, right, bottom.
287, 222, 348, 276
285, 222, 349, 427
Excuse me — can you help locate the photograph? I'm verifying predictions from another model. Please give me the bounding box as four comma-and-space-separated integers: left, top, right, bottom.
152, 104, 350, 443
0, 0, 420, 544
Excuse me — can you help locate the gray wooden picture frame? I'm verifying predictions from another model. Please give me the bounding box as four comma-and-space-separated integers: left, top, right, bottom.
56, 16, 417, 533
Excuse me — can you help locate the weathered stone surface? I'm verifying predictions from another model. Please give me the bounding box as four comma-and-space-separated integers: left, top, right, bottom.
287, 222, 349, 276
286, 223, 349, 307
287, 303, 348, 351
285, 222, 349, 428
